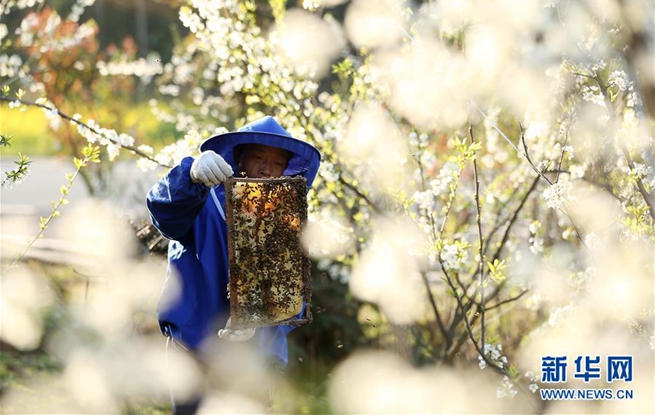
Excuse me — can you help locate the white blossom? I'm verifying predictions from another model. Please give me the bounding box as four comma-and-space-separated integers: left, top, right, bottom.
562, 145, 574, 160
529, 236, 544, 254
0, 54, 23, 77
43, 107, 62, 130
569, 163, 586, 179
583, 232, 602, 251
496, 376, 517, 399
179, 7, 204, 33
608, 70, 629, 92
106, 143, 120, 161
137, 157, 159, 172
440, 242, 468, 271
302, 0, 321, 11
96, 58, 163, 84
412, 189, 436, 212
137, 144, 154, 155
2, 0, 42, 14
159, 84, 180, 97
626, 90, 641, 108
117, 133, 134, 147
581, 85, 605, 106
632, 163, 649, 179
543, 179, 573, 209
479, 343, 508, 371
548, 305, 572, 327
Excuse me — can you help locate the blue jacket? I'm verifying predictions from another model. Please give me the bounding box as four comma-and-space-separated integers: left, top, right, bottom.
146, 116, 321, 364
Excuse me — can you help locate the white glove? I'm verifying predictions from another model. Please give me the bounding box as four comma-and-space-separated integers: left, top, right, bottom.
218, 317, 256, 342
190, 151, 233, 187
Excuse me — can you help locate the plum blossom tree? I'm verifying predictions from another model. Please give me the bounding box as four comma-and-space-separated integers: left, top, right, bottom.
1, 0, 653, 413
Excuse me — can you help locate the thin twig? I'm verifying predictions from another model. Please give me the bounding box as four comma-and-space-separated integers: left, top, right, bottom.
459, 175, 539, 313
474, 103, 555, 187
555, 115, 574, 183
481, 184, 524, 257
337, 172, 381, 214
468, 122, 486, 349
517, 122, 586, 246
471, 102, 521, 154
8, 151, 91, 268
485, 290, 529, 311
411, 136, 450, 348
438, 256, 492, 368
570, 72, 655, 222
547, 169, 623, 202
518, 123, 553, 186
420, 271, 450, 349
294, 111, 381, 214
491, 176, 540, 263
0, 95, 169, 168
476, 98, 588, 249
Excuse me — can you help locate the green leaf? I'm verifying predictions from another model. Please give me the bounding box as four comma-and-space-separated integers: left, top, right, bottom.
82, 144, 92, 158
74, 158, 85, 170
507, 364, 519, 380
0, 134, 11, 147
487, 261, 496, 273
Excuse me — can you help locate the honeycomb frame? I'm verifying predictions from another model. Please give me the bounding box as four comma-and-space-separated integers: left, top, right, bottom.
225, 176, 312, 329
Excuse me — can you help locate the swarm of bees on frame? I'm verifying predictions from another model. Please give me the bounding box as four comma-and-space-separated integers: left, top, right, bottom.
226, 177, 311, 329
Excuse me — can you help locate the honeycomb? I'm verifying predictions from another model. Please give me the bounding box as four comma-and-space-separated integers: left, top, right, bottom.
225, 177, 311, 329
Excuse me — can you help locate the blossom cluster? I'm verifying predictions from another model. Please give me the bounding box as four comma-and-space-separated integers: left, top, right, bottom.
68, 118, 136, 161
96, 58, 163, 84
496, 376, 517, 399
68, 0, 96, 23
542, 178, 573, 209
524, 371, 539, 394
137, 130, 204, 172
478, 343, 509, 370
0, 54, 25, 78
440, 240, 469, 272
16, 10, 97, 56
1, 0, 44, 14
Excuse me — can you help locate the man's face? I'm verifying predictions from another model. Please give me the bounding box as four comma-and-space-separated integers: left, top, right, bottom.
237, 144, 290, 178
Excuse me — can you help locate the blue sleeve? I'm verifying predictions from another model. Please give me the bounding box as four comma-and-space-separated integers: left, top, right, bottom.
146, 156, 209, 240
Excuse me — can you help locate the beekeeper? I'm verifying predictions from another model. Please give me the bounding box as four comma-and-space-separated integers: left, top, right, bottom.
146, 116, 320, 414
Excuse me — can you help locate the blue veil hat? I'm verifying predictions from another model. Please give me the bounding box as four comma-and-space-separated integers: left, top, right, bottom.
200, 116, 321, 186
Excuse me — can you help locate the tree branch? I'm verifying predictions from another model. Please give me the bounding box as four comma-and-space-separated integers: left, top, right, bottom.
491, 176, 540, 263
0, 95, 170, 168
570, 71, 655, 222
408, 133, 451, 350
468, 122, 486, 349
485, 289, 529, 311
